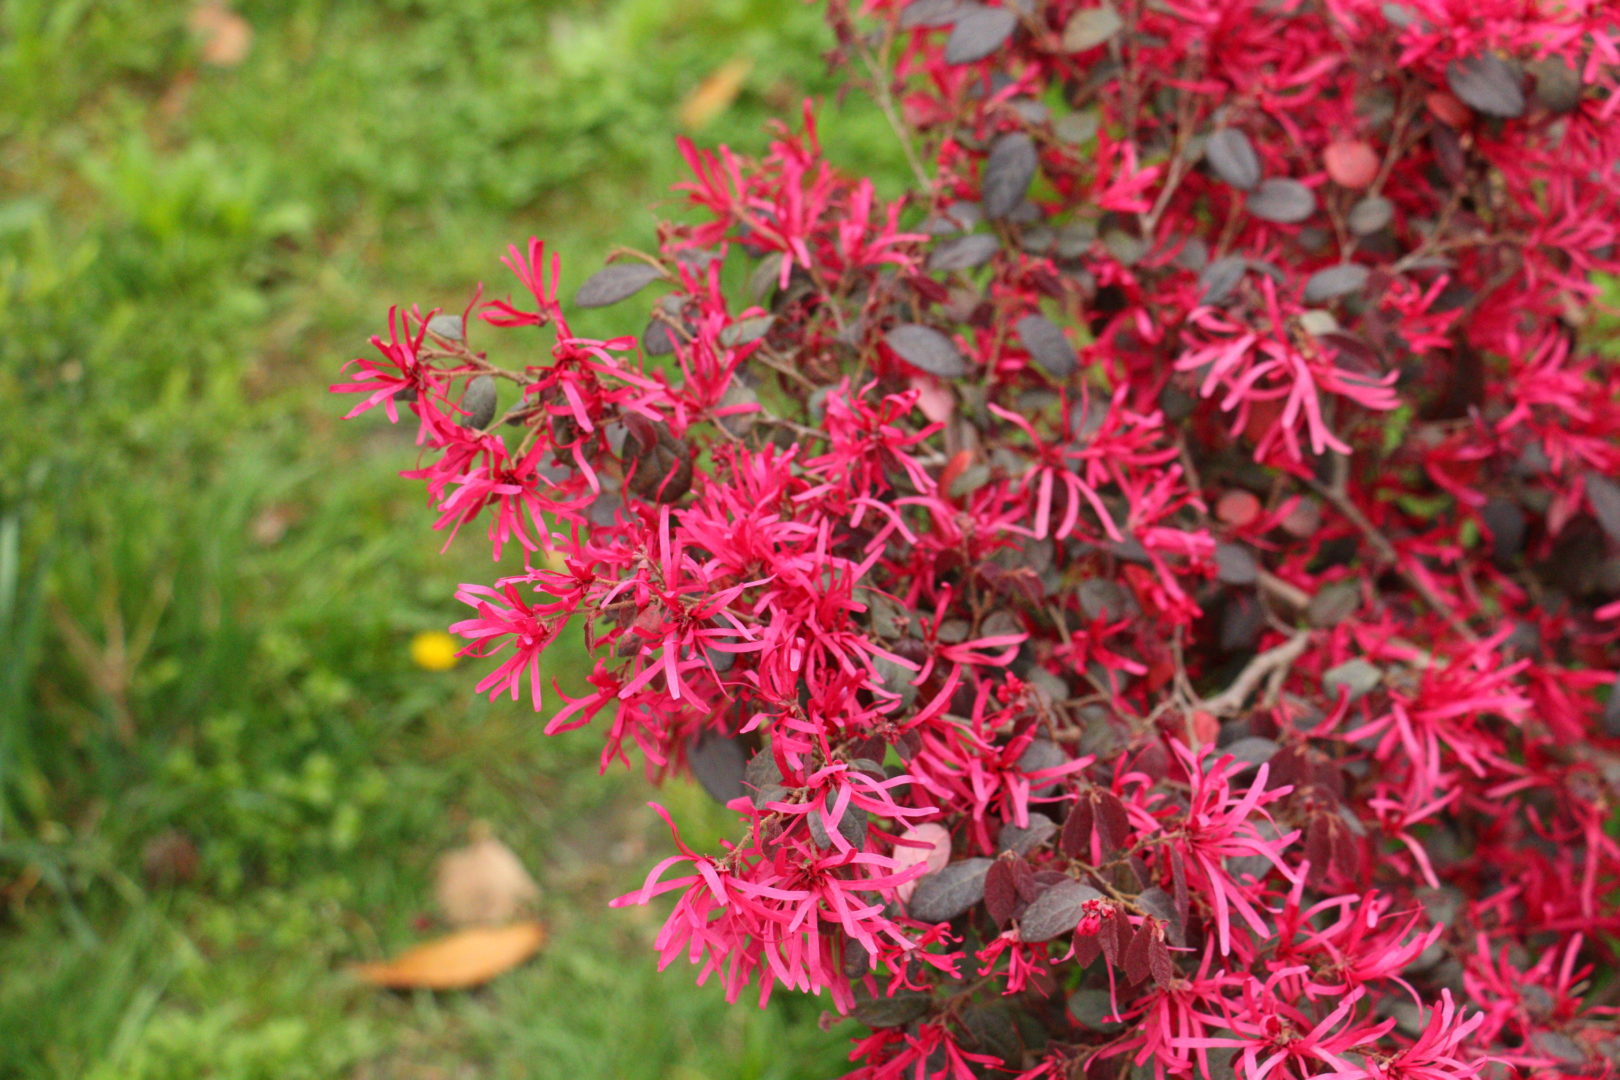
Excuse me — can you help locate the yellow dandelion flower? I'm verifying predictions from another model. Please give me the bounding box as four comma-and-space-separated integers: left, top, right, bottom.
410, 630, 461, 672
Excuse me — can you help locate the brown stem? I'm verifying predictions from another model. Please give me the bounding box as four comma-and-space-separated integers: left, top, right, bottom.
1198, 632, 1311, 717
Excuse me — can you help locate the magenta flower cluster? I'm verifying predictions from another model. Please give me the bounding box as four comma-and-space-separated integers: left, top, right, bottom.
335, 1, 1620, 1076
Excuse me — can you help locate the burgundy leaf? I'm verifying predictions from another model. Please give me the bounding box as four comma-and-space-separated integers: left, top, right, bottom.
1072, 929, 1103, 969
1060, 796, 1095, 858
1094, 790, 1133, 852
984, 856, 1025, 927
1122, 919, 1155, 985
1148, 930, 1176, 987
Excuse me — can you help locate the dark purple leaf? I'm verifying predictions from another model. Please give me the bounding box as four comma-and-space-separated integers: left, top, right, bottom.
961, 1003, 1022, 1065
1199, 255, 1247, 305
900, 0, 972, 28
1247, 178, 1317, 224
688, 730, 747, 804
625, 428, 693, 503
1148, 932, 1176, 986
999, 812, 1056, 855
1586, 474, 1620, 544
809, 802, 869, 850
748, 253, 785, 301
719, 315, 775, 348
1222, 736, 1280, 769
1014, 313, 1077, 377
459, 375, 497, 430
1430, 126, 1466, 183
1205, 129, 1261, 191
1529, 57, 1582, 113
1303, 264, 1370, 304
1102, 228, 1145, 266
939, 200, 986, 232
744, 749, 787, 810
1018, 737, 1067, 796
426, 313, 464, 341
1481, 497, 1527, 563
1604, 676, 1620, 738
716, 383, 758, 438
1067, 988, 1124, 1029
908, 857, 993, 922
1320, 330, 1384, 377
573, 262, 664, 308
642, 318, 678, 356
945, 6, 1016, 64
852, 987, 932, 1028
1018, 879, 1102, 942
1529, 1033, 1588, 1067
1054, 111, 1100, 147
929, 233, 1001, 271
1323, 658, 1382, 701
982, 132, 1038, 220
1381, 2, 1416, 25
885, 323, 970, 378
1447, 54, 1526, 119
1213, 543, 1259, 585
1062, 4, 1122, 52
1306, 582, 1360, 628
1219, 593, 1264, 652
1348, 196, 1395, 235
870, 653, 920, 710
1077, 578, 1136, 621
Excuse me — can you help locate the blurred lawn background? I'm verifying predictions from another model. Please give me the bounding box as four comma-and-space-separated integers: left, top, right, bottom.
0, 1, 905, 1076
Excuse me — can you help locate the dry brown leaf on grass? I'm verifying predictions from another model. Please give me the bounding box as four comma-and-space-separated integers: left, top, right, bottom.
433, 826, 541, 927
678, 57, 754, 131
352, 922, 547, 991
189, 1, 253, 67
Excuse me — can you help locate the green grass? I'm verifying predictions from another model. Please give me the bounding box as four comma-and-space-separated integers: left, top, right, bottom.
0, 0, 904, 1075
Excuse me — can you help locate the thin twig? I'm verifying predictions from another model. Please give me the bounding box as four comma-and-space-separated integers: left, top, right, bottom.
855, 31, 933, 194
1199, 632, 1311, 717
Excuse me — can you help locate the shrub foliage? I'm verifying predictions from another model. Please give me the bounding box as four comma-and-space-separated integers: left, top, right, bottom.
337, 1, 1620, 1076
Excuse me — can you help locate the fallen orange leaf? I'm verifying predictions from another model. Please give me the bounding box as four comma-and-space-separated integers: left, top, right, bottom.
678, 57, 754, 132
352, 921, 547, 991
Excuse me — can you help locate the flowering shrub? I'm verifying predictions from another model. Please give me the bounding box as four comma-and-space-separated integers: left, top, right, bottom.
335, 1, 1620, 1076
